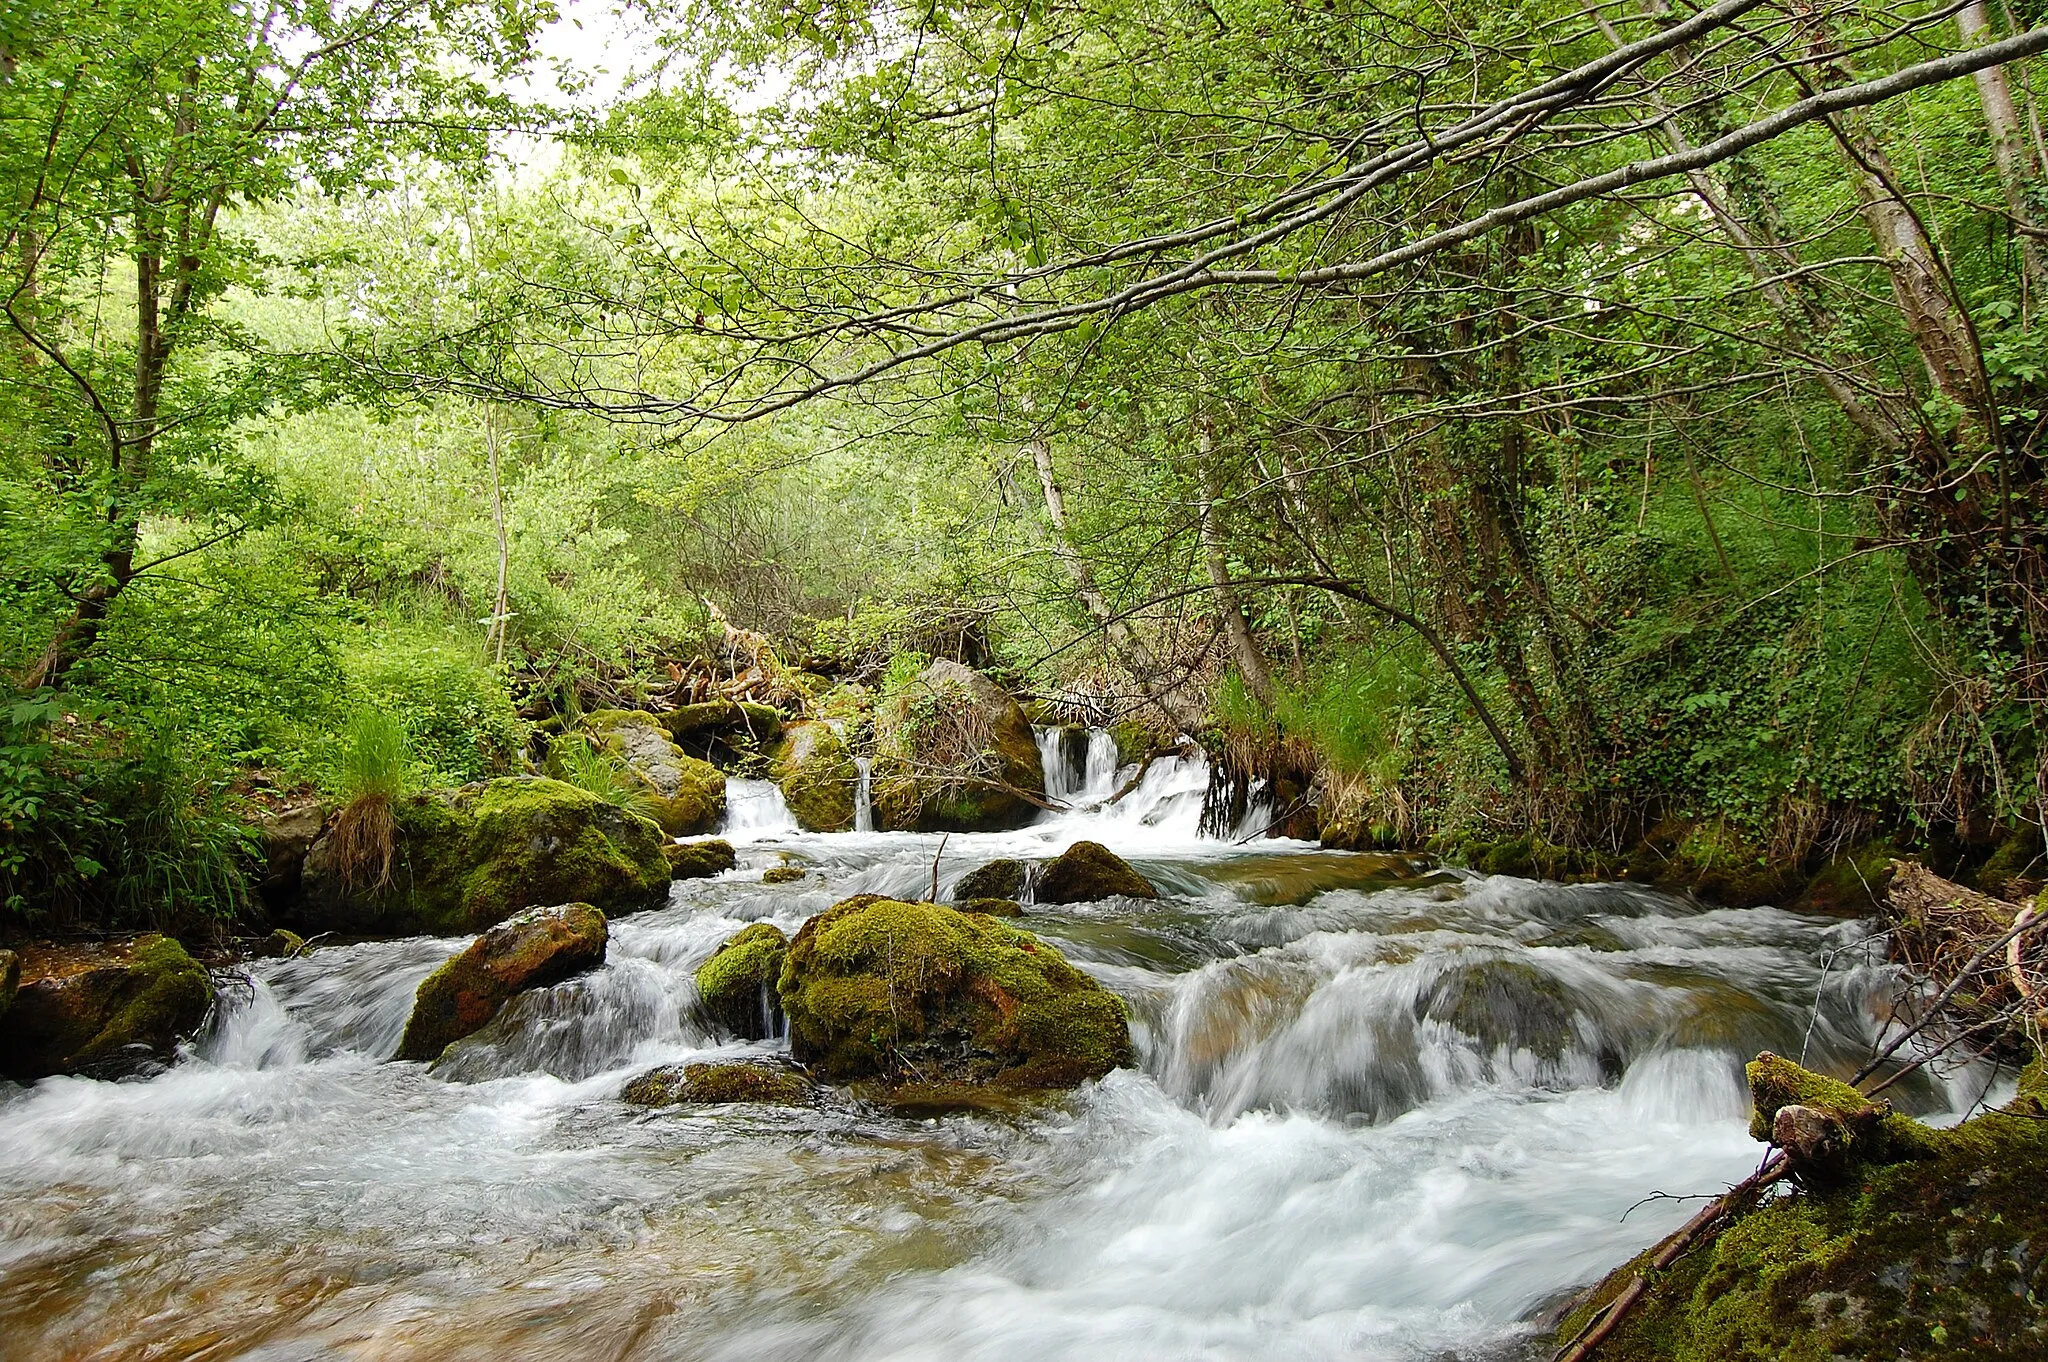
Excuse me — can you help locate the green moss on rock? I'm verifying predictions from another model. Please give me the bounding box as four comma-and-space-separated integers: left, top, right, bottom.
295, 777, 670, 937
397, 903, 607, 1061
0, 935, 213, 1080
1418, 958, 1576, 1061
953, 859, 1025, 901
1036, 841, 1159, 904
772, 721, 858, 832
666, 839, 737, 879
695, 923, 788, 1039
778, 895, 1134, 1090
663, 700, 785, 744
962, 897, 1025, 917
871, 660, 1045, 832
622, 1058, 813, 1106
581, 709, 726, 835
1746, 1052, 1941, 1163
762, 866, 807, 884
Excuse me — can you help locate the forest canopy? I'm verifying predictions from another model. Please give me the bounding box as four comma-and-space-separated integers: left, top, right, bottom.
4, 0, 2046, 922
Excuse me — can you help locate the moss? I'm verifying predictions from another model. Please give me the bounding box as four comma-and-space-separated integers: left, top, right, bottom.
1794, 842, 1900, 915
1417, 958, 1576, 1061
1745, 1052, 1942, 1162
663, 700, 786, 744
962, 897, 1025, 917
1035, 841, 1159, 904
295, 777, 670, 937
871, 660, 1045, 832
953, 859, 1025, 901
397, 903, 607, 1061
622, 1059, 812, 1106
1976, 825, 2045, 900
762, 866, 807, 884
1564, 1054, 2048, 1362
778, 895, 1134, 1090
665, 839, 737, 880
0, 935, 213, 1080
0, 948, 18, 1021
772, 721, 858, 831
582, 710, 726, 835
695, 923, 788, 1039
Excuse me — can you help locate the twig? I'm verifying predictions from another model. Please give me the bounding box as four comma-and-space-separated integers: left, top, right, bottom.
929, 832, 949, 904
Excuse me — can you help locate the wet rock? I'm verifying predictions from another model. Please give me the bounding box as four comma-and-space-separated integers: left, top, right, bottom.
580, 710, 726, 835
779, 895, 1133, 1089
257, 929, 307, 959
294, 776, 670, 937
953, 858, 1025, 902
662, 699, 785, 745
871, 660, 1045, 832
1417, 958, 1576, 1060
761, 866, 807, 885
250, 792, 326, 905
771, 720, 858, 831
1035, 841, 1159, 904
695, 923, 788, 1040
666, 838, 737, 880
961, 897, 1025, 917
0, 935, 213, 1081
623, 1058, 812, 1106
396, 903, 608, 1062
1747, 1051, 1938, 1177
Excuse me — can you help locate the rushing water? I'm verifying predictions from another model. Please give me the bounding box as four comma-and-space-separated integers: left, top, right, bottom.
0, 733, 1987, 1361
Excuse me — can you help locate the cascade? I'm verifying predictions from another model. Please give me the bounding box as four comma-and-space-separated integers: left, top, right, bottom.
722, 777, 799, 838
853, 756, 873, 832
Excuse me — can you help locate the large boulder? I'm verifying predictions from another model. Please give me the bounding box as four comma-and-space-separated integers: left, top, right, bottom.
771, 721, 858, 832
250, 791, 326, 905
294, 777, 670, 937
871, 660, 1045, 832
662, 699, 784, 746
396, 903, 608, 1061
1035, 841, 1159, 903
778, 895, 1133, 1090
0, 935, 213, 1081
666, 839, 737, 880
695, 923, 788, 1039
581, 710, 726, 835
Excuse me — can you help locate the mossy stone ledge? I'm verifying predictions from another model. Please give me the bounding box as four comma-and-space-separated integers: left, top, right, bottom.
770, 720, 859, 832
623, 1058, 813, 1107
777, 895, 1134, 1090
695, 923, 789, 1040
1556, 1052, 2048, 1361
292, 776, 671, 937
397, 903, 608, 1062
666, 838, 737, 880
0, 935, 213, 1081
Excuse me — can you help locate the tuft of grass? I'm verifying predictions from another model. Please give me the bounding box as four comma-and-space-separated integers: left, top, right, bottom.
330, 710, 410, 893
551, 734, 663, 822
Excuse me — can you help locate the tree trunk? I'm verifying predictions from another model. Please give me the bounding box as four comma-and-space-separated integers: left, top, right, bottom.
1196, 415, 1275, 709
1958, 0, 2048, 302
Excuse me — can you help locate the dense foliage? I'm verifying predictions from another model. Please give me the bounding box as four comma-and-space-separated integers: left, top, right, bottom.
3, 0, 2045, 925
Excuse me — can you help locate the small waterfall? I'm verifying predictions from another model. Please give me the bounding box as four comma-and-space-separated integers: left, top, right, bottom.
721, 777, 798, 838
853, 756, 873, 832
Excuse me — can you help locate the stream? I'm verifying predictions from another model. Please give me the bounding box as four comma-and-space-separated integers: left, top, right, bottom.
0, 734, 1988, 1361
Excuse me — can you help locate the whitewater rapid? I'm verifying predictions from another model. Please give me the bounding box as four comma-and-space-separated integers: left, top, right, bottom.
0, 730, 1987, 1361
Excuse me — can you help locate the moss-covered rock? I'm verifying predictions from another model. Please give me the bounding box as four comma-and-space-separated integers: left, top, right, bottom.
666, 838, 737, 880
871, 660, 1045, 832
778, 895, 1133, 1089
761, 866, 807, 884
1794, 843, 1900, 915
1555, 1055, 2046, 1361
962, 897, 1025, 917
294, 776, 670, 937
580, 709, 726, 835
1035, 841, 1159, 904
1417, 958, 1576, 1061
771, 720, 858, 831
0, 935, 213, 1081
396, 903, 608, 1061
953, 858, 1025, 901
662, 699, 785, 744
622, 1058, 813, 1106
695, 923, 788, 1040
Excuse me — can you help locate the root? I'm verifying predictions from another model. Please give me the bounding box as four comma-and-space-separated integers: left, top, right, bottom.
329, 793, 396, 893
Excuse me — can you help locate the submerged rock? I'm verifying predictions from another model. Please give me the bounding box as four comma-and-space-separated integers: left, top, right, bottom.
778, 895, 1133, 1089
871, 660, 1045, 832
1417, 958, 1576, 1061
953, 858, 1025, 902
695, 923, 788, 1040
0, 935, 213, 1081
580, 710, 727, 835
666, 838, 737, 880
771, 720, 859, 831
761, 866, 807, 885
1035, 841, 1159, 904
397, 903, 608, 1062
294, 776, 670, 937
623, 1058, 813, 1107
